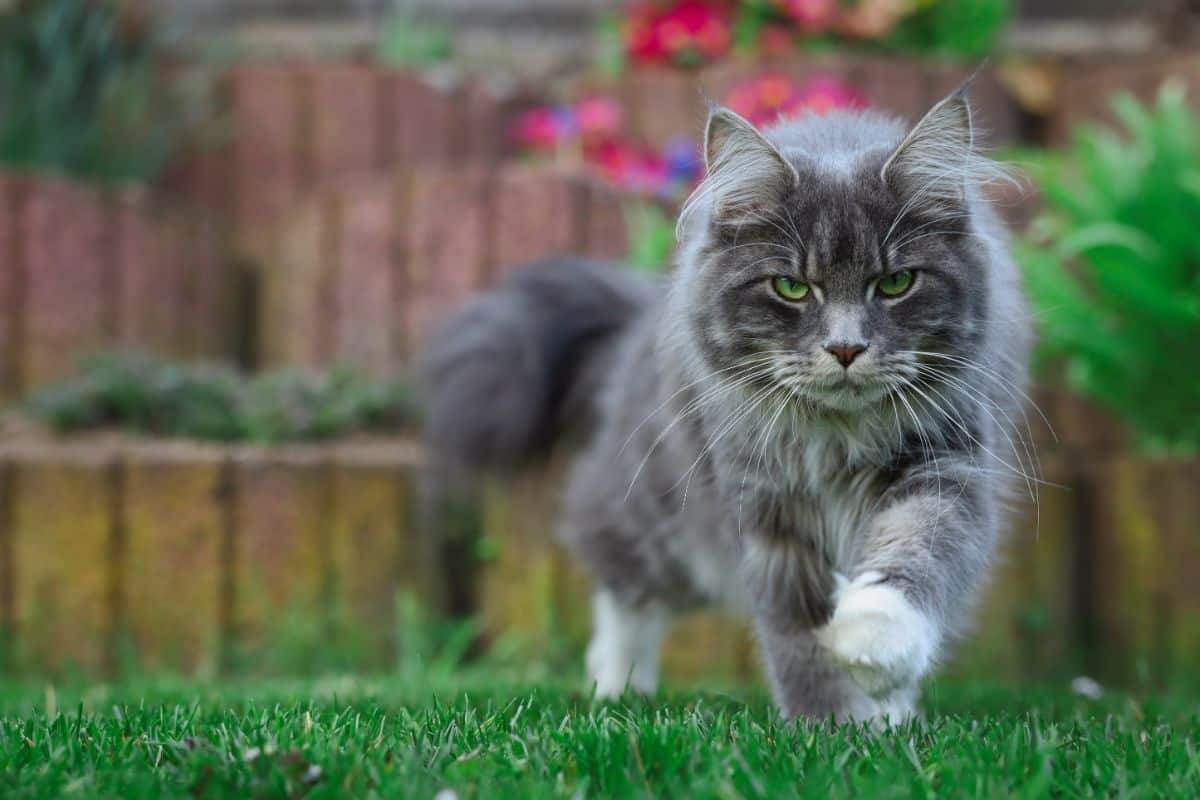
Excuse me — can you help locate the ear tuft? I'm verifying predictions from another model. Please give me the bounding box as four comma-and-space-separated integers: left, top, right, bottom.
881, 90, 974, 206
686, 107, 798, 230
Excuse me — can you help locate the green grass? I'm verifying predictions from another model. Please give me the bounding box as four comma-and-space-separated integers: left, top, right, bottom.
1, 674, 1198, 798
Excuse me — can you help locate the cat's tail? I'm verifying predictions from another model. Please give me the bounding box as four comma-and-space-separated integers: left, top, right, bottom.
419, 258, 653, 481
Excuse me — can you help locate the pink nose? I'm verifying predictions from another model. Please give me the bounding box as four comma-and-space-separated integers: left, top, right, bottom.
825, 342, 866, 367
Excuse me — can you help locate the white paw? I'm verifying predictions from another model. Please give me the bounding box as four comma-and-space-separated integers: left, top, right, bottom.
815, 572, 939, 698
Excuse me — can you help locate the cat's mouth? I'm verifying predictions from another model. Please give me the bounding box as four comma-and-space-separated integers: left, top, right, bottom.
799, 375, 891, 411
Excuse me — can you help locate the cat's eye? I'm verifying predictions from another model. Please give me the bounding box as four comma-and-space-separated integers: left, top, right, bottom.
772, 276, 810, 302
876, 270, 915, 298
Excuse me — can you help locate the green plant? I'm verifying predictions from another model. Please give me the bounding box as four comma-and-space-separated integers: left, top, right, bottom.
885, 0, 1012, 59
25, 352, 417, 443
1018, 84, 1200, 454
376, 10, 453, 68
0, 0, 210, 183
625, 201, 676, 272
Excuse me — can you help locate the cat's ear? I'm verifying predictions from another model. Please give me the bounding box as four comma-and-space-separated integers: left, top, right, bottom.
702, 107, 799, 227
881, 89, 974, 206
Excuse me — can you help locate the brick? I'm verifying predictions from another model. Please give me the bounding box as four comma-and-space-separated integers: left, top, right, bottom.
116, 188, 177, 353
230, 450, 333, 671
583, 182, 631, 262
328, 459, 430, 667
853, 56, 926, 122
178, 213, 234, 360
12, 453, 115, 672
480, 468, 564, 648
662, 614, 757, 683
230, 64, 304, 261
0, 175, 23, 399
1161, 459, 1200, 675
1087, 457, 1167, 680
332, 182, 398, 375
401, 166, 492, 353
384, 72, 458, 167
123, 446, 224, 672
493, 164, 586, 273
957, 456, 1076, 679
22, 179, 111, 388
628, 67, 706, 150
260, 196, 334, 368
306, 63, 381, 183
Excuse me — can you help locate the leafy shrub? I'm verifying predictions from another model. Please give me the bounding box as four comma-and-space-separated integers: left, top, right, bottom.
0, 0, 211, 183
1018, 84, 1200, 454
25, 352, 417, 443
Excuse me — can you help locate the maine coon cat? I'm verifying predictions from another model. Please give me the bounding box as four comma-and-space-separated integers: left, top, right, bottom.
422, 88, 1032, 723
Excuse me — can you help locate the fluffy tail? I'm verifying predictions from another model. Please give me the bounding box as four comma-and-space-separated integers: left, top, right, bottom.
419, 258, 653, 480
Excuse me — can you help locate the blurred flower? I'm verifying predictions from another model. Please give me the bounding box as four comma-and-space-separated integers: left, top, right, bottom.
756, 22, 796, 57
774, 0, 838, 34
513, 107, 565, 151
725, 73, 868, 126
623, 0, 732, 67
574, 96, 624, 140
837, 0, 915, 39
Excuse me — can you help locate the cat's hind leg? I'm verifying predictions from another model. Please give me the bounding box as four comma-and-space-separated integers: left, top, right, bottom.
586, 589, 669, 698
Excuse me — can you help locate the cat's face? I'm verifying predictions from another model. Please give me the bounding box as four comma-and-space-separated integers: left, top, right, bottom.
681, 96, 989, 415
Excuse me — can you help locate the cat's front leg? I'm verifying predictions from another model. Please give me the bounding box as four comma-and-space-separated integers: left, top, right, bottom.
816, 490, 994, 699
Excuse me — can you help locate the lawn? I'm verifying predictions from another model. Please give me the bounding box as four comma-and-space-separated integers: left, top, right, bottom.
1, 674, 1197, 798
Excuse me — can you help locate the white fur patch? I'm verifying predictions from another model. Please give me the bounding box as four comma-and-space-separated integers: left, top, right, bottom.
815, 571, 939, 698
586, 590, 668, 698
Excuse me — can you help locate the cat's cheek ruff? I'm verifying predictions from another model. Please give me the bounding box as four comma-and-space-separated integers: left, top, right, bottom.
815, 570, 941, 698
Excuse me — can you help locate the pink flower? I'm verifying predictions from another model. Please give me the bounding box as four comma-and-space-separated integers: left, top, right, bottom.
513, 107, 563, 151
724, 73, 868, 127
574, 96, 625, 140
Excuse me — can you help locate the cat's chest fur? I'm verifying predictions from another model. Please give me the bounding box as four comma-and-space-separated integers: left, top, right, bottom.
715, 418, 895, 626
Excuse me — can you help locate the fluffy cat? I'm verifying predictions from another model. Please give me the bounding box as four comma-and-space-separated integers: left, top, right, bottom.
422, 89, 1032, 723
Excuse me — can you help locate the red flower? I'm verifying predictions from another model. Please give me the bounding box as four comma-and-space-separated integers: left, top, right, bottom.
623, 1, 732, 67
724, 73, 869, 127
513, 108, 565, 152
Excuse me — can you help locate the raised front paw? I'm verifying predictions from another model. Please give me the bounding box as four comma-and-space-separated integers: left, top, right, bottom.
815, 572, 939, 698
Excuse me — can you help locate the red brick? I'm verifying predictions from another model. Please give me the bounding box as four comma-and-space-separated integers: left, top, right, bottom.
582, 181, 631, 261
22, 179, 111, 388
178, 214, 233, 360
629, 67, 705, 150
0, 175, 23, 399
493, 164, 585, 273
331, 182, 398, 376
384, 72, 458, 167
123, 446, 224, 672
306, 63, 382, 183
116, 188, 176, 353
260, 197, 334, 368
853, 56, 926, 122
400, 166, 492, 353
230, 64, 304, 260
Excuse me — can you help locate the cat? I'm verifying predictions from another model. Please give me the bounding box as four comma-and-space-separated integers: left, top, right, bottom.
421, 88, 1032, 724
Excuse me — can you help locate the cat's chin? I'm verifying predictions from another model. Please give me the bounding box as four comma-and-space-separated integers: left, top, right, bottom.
801, 382, 890, 414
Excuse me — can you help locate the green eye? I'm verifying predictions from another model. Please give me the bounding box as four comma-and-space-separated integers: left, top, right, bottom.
772, 276, 810, 301
877, 270, 915, 297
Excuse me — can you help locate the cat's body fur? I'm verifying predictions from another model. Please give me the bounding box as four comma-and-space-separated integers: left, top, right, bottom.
422, 93, 1031, 723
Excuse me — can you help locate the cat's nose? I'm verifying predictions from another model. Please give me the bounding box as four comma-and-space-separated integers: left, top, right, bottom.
825, 342, 867, 368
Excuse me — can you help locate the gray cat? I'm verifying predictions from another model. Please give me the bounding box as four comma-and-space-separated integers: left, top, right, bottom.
422, 89, 1033, 723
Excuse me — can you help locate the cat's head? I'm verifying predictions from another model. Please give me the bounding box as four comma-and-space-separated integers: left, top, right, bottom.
673, 90, 1001, 416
